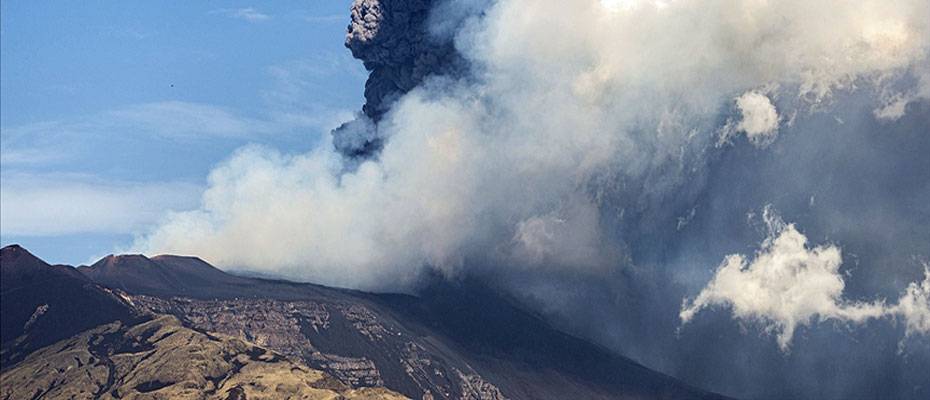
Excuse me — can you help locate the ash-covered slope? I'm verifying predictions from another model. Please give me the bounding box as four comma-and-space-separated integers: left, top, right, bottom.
74, 250, 728, 399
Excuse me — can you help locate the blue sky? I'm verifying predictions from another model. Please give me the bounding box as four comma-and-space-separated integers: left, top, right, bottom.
0, 1, 365, 264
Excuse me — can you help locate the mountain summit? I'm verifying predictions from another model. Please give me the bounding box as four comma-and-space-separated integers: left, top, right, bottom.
77, 253, 247, 296
0, 245, 136, 368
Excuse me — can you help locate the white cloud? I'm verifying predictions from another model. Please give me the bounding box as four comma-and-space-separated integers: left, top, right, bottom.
873, 63, 930, 121
105, 101, 276, 138
300, 14, 345, 24
1, 101, 276, 145
0, 173, 201, 236
0, 147, 68, 166
873, 92, 912, 121
0, 100, 328, 170
735, 91, 779, 146
681, 208, 930, 350
600, 0, 671, 13
211, 8, 271, 22
890, 268, 930, 338
138, 0, 930, 290
717, 90, 780, 147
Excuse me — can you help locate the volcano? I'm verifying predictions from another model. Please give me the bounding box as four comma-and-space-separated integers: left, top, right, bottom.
1, 245, 728, 399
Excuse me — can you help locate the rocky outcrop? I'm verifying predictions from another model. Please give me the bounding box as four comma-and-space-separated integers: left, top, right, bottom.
0, 315, 408, 400
123, 295, 500, 399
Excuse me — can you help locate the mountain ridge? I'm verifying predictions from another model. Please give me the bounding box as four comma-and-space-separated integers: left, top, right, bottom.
0, 245, 138, 370
1, 244, 731, 399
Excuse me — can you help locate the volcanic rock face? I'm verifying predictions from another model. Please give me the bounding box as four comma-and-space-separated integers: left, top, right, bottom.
0, 315, 407, 400
122, 294, 508, 398
334, 0, 464, 158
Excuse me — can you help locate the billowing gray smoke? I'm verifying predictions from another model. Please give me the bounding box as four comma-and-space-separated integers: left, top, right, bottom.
334, 0, 465, 158
138, 1, 930, 398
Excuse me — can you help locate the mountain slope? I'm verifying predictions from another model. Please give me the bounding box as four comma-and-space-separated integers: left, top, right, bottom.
0, 315, 407, 400
75, 251, 729, 399
378, 279, 707, 399
0, 245, 136, 369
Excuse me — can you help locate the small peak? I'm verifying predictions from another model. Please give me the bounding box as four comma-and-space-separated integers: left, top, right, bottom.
1, 244, 51, 272
98, 254, 118, 267
1, 244, 37, 260
92, 253, 153, 269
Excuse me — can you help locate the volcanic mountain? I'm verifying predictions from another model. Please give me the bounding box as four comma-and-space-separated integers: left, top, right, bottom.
1, 245, 729, 399
76, 253, 249, 297
0, 245, 135, 368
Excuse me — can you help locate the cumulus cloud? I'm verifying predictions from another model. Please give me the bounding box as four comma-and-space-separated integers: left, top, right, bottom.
891, 268, 930, 338
681, 208, 930, 351
137, 0, 930, 292
719, 91, 780, 147
680, 208, 885, 350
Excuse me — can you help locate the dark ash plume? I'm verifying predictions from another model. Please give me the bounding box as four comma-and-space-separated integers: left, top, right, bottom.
334, 0, 466, 159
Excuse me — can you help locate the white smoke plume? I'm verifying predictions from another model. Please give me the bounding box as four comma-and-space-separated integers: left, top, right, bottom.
718, 90, 780, 147
681, 207, 930, 351
136, 0, 930, 292
891, 268, 930, 339
873, 58, 930, 120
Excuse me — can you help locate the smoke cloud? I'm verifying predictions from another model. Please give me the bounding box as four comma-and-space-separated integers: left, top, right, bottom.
891, 268, 930, 339
718, 90, 780, 147
680, 207, 928, 351
139, 0, 930, 285
135, 1, 930, 397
